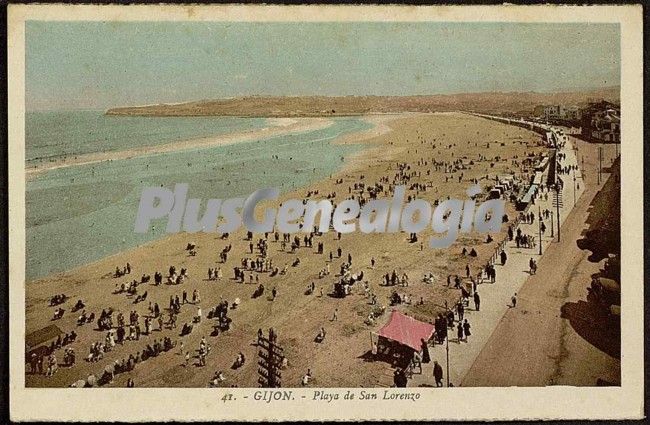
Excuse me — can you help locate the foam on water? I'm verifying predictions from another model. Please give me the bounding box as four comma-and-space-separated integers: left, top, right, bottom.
26, 111, 269, 164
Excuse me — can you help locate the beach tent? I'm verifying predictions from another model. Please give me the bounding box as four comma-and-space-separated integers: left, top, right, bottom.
517, 184, 538, 211
25, 324, 63, 352
375, 310, 435, 352
498, 175, 514, 189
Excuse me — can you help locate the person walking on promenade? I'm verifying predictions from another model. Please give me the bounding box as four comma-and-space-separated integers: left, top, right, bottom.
500, 250, 507, 266
474, 291, 480, 311
463, 319, 471, 342
420, 338, 431, 363
457, 322, 464, 343
433, 361, 443, 387
511, 293, 517, 308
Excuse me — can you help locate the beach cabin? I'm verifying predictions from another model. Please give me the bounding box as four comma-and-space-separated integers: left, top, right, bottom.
489, 185, 507, 200
498, 175, 514, 190
516, 183, 538, 211
535, 156, 550, 172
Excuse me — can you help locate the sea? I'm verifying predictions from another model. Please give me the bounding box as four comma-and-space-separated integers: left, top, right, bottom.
26, 110, 372, 281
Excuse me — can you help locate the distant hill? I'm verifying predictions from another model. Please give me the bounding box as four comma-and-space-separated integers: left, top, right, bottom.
106, 87, 620, 117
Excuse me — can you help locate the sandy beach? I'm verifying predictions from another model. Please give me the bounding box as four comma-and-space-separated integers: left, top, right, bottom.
26, 112, 549, 388
26, 117, 333, 178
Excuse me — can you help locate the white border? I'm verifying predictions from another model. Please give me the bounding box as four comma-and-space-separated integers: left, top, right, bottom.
8, 4, 644, 421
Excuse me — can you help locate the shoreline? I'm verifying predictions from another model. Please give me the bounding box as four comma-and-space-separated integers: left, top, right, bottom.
26, 117, 334, 178
26, 113, 403, 285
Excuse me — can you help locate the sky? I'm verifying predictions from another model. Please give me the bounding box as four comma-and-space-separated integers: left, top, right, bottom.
25, 21, 620, 111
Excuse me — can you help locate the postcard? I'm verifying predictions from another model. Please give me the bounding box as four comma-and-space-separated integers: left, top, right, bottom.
7, 4, 644, 422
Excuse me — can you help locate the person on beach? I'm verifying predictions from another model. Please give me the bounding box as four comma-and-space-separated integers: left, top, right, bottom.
301, 369, 312, 386
393, 368, 407, 388
46, 353, 58, 377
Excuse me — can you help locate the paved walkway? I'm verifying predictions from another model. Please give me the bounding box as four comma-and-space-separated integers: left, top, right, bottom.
461, 137, 620, 387
408, 126, 584, 387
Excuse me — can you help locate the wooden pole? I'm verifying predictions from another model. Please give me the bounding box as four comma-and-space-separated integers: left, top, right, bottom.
556, 186, 561, 242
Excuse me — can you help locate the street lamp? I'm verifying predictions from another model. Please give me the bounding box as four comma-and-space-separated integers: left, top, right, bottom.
554, 183, 561, 243
538, 205, 542, 255
573, 168, 576, 207
444, 300, 450, 387
550, 211, 554, 238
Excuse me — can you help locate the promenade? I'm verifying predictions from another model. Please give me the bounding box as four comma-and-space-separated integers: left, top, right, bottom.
462, 136, 620, 386
409, 120, 585, 387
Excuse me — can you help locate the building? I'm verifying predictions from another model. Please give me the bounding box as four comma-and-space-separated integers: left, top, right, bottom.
562, 106, 582, 121
589, 109, 620, 142
541, 105, 581, 123
580, 101, 621, 143
543, 105, 561, 121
